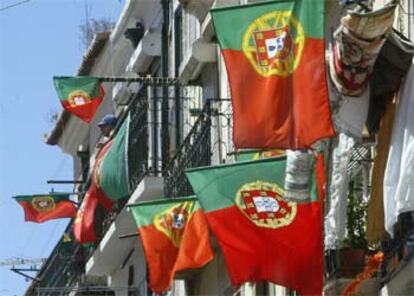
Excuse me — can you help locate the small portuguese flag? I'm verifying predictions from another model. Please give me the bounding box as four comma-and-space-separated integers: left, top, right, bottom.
14, 193, 77, 223
53, 76, 105, 123
212, 0, 334, 149
186, 156, 324, 295
129, 197, 214, 293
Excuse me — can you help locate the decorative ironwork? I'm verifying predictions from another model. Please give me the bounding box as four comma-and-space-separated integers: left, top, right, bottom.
29, 227, 87, 295
128, 94, 149, 190
348, 144, 372, 176
84, 92, 150, 258
163, 98, 233, 198
164, 100, 212, 198
33, 91, 233, 293
31, 92, 152, 295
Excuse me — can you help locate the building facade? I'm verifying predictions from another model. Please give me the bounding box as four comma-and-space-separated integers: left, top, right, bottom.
24, 0, 414, 295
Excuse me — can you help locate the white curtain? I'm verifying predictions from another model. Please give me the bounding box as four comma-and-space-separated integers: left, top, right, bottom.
384, 64, 414, 237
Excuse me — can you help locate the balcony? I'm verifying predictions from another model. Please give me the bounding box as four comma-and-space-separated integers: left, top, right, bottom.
164, 98, 233, 198
179, 38, 217, 83
24, 222, 98, 295
85, 177, 163, 278
84, 92, 164, 275
126, 29, 161, 74
31, 90, 234, 294
164, 100, 212, 198
178, 0, 214, 22
178, 0, 243, 22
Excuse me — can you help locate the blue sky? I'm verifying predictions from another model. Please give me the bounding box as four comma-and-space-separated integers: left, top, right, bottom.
0, 1, 123, 294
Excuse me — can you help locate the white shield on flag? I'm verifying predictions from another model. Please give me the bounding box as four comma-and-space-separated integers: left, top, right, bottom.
252, 196, 280, 213
265, 32, 287, 59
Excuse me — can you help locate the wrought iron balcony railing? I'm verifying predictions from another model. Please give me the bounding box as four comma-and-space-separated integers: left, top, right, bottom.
28, 92, 151, 295
27, 225, 87, 295
85, 92, 150, 256
128, 93, 150, 190
164, 98, 233, 198
164, 100, 212, 198
30, 94, 233, 293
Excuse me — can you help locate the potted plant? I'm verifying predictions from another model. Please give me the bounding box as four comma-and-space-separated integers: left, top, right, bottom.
339, 179, 368, 278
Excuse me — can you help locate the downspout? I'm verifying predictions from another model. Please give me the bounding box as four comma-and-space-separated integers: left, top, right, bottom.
174, 6, 183, 148
161, 0, 170, 173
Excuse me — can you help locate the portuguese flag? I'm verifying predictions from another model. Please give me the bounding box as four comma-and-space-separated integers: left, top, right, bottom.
53, 76, 104, 123
14, 193, 77, 223
73, 183, 102, 244
129, 197, 214, 293
186, 156, 324, 295
212, 0, 334, 149
97, 113, 130, 201
73, 141, 115, 244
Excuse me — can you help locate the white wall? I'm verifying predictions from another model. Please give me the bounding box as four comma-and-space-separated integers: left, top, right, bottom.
108, 239, 148, 296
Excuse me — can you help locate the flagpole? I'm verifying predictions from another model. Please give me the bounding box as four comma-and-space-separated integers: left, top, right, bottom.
119, 232, 140, 239
53, 75, 183, 86
46, 180, 85, 184
48, 192, 83, 195
126, 196, 197, 208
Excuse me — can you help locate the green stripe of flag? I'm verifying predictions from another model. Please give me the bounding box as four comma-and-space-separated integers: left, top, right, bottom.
53, 76, 101, 101
212, 0, 324, 50
13, 194, 70, 203
128, 197, 199, 227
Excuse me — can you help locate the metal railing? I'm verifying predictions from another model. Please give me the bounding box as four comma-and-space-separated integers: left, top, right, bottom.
28, 93, 151, 295
164, 100, 212, 198
163, 98, 233, 198
30, 94, 232, 293
85, 92, 150, 256
28, 227, 87, 295
128, 94, 149, 189
34, 286, 147, 295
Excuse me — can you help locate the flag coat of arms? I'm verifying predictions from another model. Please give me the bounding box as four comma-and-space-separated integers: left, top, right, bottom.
14, 193, 77, 223
129, 198, 214, 293
53, 76, 104, 123
186, 156, 324, 295
212, 0, 334, 149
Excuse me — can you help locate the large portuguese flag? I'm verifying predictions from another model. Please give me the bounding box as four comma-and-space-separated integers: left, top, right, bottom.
53, 76, 104, 123
186, 156, 324, 295
129, 197, 214, 293
212, 0, 334, 149
14, 193, 77, 223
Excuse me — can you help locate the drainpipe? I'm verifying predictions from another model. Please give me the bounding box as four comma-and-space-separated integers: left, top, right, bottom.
161, 0, 170, 174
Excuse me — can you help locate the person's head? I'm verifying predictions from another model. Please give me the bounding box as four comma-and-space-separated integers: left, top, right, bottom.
98, 114, 117, 137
